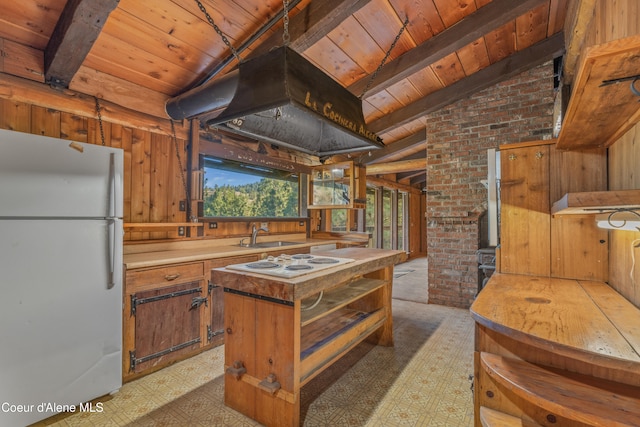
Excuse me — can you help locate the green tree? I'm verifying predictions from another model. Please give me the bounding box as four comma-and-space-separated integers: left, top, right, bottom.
204, 185, 250, 216
251, 178, 298, 216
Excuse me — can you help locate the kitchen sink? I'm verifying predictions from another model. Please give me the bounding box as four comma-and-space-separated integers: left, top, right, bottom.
236, 241, 301, 248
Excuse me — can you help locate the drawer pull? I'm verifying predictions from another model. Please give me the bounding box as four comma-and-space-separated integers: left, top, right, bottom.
226, 360, 246, 380
164, 273, 181, 281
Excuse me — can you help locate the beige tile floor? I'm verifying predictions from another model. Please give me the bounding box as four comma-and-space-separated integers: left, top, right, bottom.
40, 258, 476, 427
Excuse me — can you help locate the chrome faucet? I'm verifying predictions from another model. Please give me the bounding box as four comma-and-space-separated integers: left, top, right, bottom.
250, 224, 269, 245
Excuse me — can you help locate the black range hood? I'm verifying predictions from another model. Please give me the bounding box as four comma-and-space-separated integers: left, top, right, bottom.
166, 46, 384, 157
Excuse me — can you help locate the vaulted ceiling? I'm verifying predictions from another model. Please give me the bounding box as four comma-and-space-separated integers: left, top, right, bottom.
0, 0, 568, 187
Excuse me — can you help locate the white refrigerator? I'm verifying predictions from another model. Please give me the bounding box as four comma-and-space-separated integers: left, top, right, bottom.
0, 129, 123, 426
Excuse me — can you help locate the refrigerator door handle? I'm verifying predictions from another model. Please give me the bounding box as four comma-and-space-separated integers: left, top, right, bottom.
108, 153, 122, 218
107, 218, 115, 289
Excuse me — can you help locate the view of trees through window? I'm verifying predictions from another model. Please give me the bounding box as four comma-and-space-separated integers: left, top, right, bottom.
203, 158, 299, 217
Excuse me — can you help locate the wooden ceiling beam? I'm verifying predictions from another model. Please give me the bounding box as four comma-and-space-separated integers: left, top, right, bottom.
348, 0, 549, 98
363, 131, 425, 164
248, 0, 372, 59
45, 0, 119, 88
369, 32, 565, 134
366, 158, 426, 175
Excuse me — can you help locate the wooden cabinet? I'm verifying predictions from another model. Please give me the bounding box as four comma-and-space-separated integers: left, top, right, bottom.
123, 246, 312, 381
308, 161, 366, 209
212, 247, 405, 427
499, 143, 551, 276
124, 261, 206, 380
471, 273, 640, 426
498, 141, 609, 281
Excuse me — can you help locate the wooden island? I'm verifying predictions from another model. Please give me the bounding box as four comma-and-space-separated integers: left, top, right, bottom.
471, 273, 640, 426
210, 247, 406, 427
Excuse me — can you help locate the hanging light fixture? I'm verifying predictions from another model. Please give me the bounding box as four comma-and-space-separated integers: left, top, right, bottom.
166, 0, 385, 157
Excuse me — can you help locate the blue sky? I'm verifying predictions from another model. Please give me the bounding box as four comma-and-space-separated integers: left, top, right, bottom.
204, 169, 261, 188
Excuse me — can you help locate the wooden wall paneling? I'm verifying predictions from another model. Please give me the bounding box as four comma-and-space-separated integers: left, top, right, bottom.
595, 0, 639, 43
129, 129, 151, 240
609, 124, 640, 191
551, 215, 608, 281
60, 112, 88, 142
87, 111, 112, 146
608, 124, 640, 307
0, 98, 30, 132
609, 232, 640, 306
30, 105, 60, 137
149, 133, 170, 239
499, 144, 551, 276
169, 136, 189, 236
550, 145, 608, 281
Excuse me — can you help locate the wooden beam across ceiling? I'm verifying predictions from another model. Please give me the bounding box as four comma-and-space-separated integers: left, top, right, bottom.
366, 158, 426, 175
348, 0, 549, 98
369, 31, 566, 134
44, 0, 119, 88
363, 131, 425, 164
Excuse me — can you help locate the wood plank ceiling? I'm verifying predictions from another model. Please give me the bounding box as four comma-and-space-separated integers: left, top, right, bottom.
0, 0, 567, 187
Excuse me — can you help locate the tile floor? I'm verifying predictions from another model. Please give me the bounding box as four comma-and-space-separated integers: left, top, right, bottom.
40, 258, 476, 427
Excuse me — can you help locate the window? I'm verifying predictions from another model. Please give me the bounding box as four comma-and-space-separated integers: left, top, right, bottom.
202, 157, 299, 217
366, 186, 408, 252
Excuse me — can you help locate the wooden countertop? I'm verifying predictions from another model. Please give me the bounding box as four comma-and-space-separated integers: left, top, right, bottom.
211, 247, 407, 302
123, 237, 340, 269
471, 273, 640, 374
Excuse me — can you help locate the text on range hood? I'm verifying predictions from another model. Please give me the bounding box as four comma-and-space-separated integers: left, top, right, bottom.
166, 46, 384, 157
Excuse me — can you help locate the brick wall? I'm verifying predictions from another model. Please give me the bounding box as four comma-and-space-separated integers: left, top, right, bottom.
426, 61, 555, 308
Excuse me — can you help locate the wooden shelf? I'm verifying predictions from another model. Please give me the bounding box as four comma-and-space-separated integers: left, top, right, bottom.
480, 352, 640, 426
124, 222, 204, 231
551, 189, 640, 215
300, 307, 386, 385
557, 34, 640, 150
300, 278, 386, 326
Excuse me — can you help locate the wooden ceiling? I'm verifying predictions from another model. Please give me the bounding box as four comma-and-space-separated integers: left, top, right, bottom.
0, 0, 568, 187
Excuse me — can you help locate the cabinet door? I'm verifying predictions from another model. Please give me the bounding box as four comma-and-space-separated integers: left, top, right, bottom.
129, 281, 204, 374
499, 145, 550, 276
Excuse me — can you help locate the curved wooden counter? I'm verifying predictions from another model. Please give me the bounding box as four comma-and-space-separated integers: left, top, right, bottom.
470, 273, 640, 426
211, 247, 406, 427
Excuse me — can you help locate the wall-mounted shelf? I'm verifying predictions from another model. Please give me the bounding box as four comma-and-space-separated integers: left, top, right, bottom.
556, 34, 640, 150
551, 189, 640, 215
124, 222, 204, 231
